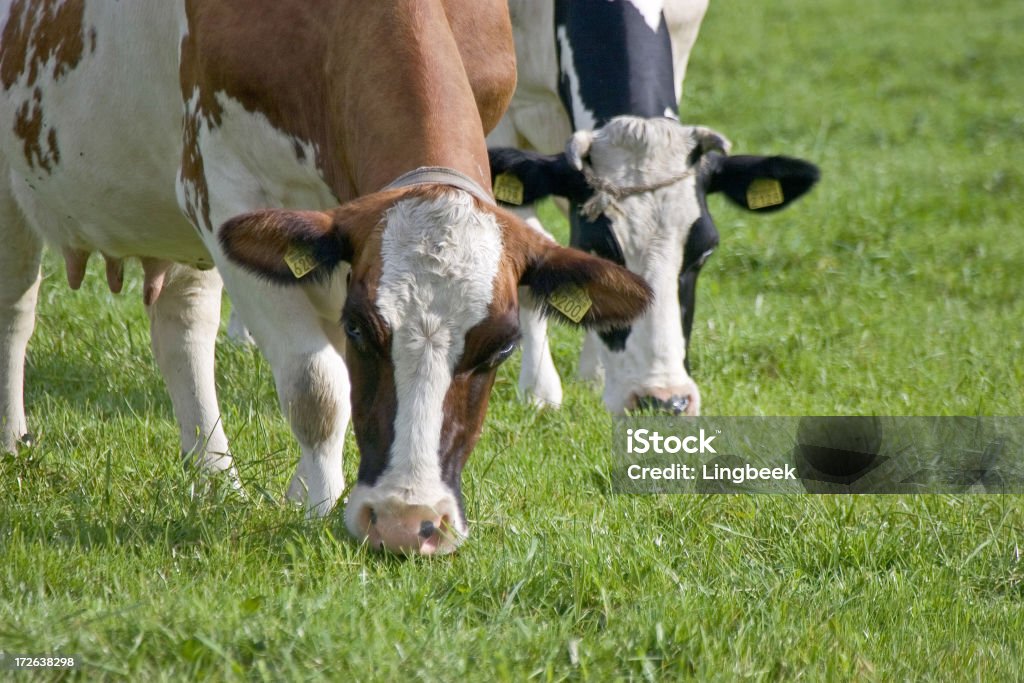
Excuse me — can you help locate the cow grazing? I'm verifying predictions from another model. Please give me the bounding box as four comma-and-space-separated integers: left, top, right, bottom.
0, 1, 651, 554
487, 0, 819, 414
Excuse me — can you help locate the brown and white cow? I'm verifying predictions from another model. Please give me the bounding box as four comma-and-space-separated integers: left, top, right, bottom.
0, 1, 650, 554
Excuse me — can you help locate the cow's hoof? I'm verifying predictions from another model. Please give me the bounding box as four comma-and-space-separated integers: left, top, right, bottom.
521, 384, 563, 410
225, 310, 256, 346
2, 432, 34, 455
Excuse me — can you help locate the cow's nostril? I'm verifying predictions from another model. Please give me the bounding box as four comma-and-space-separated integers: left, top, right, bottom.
419, 520, 436, 539
666, 395, 689, 415
368, 507, 377, 525
634, 394, 690, 415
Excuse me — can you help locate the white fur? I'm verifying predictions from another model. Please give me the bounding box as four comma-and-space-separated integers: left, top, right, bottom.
581, 117, 707, 413
0, 2, 228, 468
0, 2, 351, 513
0, 167, 41, 453
1, 2, 207, 266
555, 25, 598, 133
662, 0, 709, 102
146, 263, 239, 487
515, 213, 562, 407
344, 191, 503, 539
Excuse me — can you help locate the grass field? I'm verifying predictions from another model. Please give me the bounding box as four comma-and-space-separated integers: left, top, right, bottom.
2, 0, 1023, 680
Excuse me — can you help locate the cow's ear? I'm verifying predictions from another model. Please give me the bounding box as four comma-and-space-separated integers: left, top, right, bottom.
519, 239, 652, 329
565, 130, 594, 170
704, 154, 821, 213
691, 126, 732, 159
219, 208, 353, 284
488, 147, 591, 205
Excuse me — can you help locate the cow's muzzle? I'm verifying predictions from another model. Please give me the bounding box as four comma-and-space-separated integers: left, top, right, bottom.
345, 485, 466, 555
626, 383, 702, 416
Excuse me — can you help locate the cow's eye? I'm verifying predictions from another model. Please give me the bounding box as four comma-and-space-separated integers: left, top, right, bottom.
343, 319, 364, 347
489, 339, 519, 368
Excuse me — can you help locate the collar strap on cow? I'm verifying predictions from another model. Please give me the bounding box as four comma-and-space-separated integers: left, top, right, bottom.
580, 164, 696, 220
383, 166, 495, 206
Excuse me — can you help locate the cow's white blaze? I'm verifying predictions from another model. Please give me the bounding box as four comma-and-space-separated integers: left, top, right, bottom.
344, 190, 503, 540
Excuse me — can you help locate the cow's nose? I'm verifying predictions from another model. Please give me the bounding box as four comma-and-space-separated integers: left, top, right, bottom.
365, 505, 455, 556
626, 384, 701, 416
635, 394, 690, 415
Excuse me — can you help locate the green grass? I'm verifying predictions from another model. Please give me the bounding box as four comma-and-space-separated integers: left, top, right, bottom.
2, 0, 1023, 679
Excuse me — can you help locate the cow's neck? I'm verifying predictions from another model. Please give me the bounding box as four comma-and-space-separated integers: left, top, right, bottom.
185, 1, 492, 205
329, 2, 491, 199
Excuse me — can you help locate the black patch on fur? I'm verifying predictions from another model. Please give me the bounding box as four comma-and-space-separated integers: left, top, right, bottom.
678, 178, 720, 373
555, 0, 677, 124
570, 209, 625, 266
599, 326, 631, 351
488, 148, 592, 205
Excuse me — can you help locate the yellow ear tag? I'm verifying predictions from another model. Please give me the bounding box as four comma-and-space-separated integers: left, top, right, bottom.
284, 244, 320, 279
493, 172, 525, 205
548, 284, 592, 323
746, 178, 785, 210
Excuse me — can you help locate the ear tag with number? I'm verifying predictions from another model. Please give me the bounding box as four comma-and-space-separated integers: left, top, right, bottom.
493, 172, 525, 205
548, 284, 592, 323
284, 244, 320, 279
746, 178, 785, 209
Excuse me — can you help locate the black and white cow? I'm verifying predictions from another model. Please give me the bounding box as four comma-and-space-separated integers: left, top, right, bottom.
487, 0, 820, 414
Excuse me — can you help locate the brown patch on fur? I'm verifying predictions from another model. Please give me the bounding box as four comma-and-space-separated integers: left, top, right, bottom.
3, 0, 87, 174
179, 109, 212, 231
437, 366, 499, 487
178, 0, 514, 199
286, 358, 342, 447
13, 88, 59, 172
1, 0, 86, 90
220, 187, 422, 285
344, 299, 397, 486
440, 0, 517, 134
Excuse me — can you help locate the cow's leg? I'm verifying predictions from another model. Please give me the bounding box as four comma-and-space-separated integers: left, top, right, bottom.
487, 117, 563, 407
0, 199, 42, 453
275, 345, 350, 516
217, 267, 350, 517
578, 330, 605, 383
225, 307, 255, 346
512, 212, 563, 407
146, 264, 240, 487
518, 285, 562, 407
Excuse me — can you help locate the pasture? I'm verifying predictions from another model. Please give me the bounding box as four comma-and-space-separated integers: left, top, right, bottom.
2, 0, 1022, 679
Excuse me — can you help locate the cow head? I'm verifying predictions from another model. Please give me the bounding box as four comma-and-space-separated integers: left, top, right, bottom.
489, 115, 820, 415
219, 185, 651, 554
